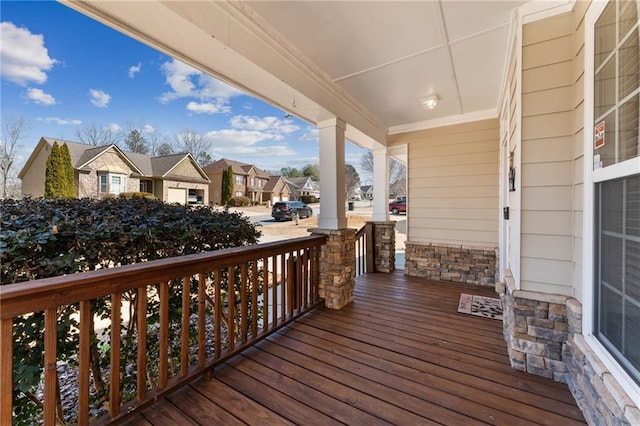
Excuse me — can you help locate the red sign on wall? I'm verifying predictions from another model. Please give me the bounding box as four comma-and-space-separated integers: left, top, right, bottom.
594, 121, 605, 149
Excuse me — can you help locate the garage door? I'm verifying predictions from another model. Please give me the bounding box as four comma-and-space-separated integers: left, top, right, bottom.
167, 187, 187, 204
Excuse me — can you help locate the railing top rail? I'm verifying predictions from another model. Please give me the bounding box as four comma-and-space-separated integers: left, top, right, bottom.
0, 234, 326, 319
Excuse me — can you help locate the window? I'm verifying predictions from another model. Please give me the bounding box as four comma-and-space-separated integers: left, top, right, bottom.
98, 173, 127, 195
140, 179, 152, 193
235, 175, 244, 185
592, 0, 639, 386
235, 191, 244, 197
250, 177, 255, 187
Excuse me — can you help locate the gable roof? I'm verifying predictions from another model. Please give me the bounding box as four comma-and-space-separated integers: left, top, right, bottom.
202, 158, 270, 178
18, 137, 209, 182
263, 175, 285, 192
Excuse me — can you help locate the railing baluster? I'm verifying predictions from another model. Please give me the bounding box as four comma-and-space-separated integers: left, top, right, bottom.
227, 266, 235, 351
159, 282, 169, 389
181, 275, 190, 376
198, 272, 206, 368
0, 318, 13, 425
271, 255, 277, 328
78, 301, 91, 424
251, 260, 259, 338
110, 293, 121, 417
214, 270, 221, 359
44, 308, 57, 425
302, 248, 309, 309
280, 253, 286, 321
136, 288, 147, 402
240, 263, 248, 344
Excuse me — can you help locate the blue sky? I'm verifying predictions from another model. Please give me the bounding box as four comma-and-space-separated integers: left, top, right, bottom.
1, 1, 370, 179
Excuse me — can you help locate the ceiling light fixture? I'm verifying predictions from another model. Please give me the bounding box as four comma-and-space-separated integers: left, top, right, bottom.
421, 95, 439, 110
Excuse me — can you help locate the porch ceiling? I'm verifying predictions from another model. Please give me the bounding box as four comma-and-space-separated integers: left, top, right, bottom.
60, 1, 566, 149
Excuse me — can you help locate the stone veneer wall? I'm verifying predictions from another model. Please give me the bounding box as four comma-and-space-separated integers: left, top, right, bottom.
500, 273, 640, 425
310, 228, 355, 310
404, 242, 497, 286
370, 221, 395, 273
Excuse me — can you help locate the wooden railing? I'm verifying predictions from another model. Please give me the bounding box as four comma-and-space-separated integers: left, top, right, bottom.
0, 235, 326, 425
355, 222, 375, 276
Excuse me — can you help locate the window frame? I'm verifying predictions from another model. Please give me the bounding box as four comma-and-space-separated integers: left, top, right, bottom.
98, 172, 128, 195
583, 0, 640, 401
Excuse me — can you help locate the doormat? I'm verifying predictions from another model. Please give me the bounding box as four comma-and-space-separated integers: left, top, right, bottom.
457, 293, 503, 320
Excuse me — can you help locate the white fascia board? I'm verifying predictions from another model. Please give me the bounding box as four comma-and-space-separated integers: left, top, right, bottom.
387, 108, 498, 135
522, 0, 576, 24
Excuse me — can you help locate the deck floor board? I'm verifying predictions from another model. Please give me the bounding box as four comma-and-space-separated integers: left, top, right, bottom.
123, 271, 586, 425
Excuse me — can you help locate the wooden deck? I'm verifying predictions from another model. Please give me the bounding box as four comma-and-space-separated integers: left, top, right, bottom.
123, 271, 585, 425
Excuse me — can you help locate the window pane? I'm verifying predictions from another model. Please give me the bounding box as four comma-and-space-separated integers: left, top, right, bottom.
602, 235, 623, 289
627, 175, 640, 237
627, 240, 640, 301
595, 1, 617, 69
625, 301, 640, 370
602, 178, 624, 233
595, 112, 617, 167
600, 286, 623, 348
619, 94, 639, 162
618, 28, 639, 101
595, 59, 616, 118
619, 0, 639, 40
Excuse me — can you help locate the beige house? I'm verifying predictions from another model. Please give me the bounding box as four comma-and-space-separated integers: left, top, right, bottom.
47, 1, 640, 423
285, 176, 321, 201
19, 137, 210, 204
262, 175, 291, 205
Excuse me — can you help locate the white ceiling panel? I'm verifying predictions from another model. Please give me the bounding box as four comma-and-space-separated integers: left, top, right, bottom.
441, 1, 525, 42
247, 1, 443, 80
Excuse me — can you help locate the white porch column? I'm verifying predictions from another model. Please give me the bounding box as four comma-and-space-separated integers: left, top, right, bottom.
371, 147, 390, 222
318, 118, 347, 229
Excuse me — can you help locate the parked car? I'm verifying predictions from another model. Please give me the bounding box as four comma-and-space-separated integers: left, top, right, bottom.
272, 201, 313, 221
389, 199, 407, 215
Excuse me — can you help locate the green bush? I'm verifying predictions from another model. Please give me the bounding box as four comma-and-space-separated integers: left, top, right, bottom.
228, 196, 251, 207
118, 191, 154, 199
301, 195, 318, 204
1, 197, 261, 424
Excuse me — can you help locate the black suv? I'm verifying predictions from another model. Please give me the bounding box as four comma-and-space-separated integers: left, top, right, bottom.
271, 201, 313, 221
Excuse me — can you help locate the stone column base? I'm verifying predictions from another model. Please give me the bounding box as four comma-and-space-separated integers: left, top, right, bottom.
310, 228, 355, 310
369, 221, 395, 273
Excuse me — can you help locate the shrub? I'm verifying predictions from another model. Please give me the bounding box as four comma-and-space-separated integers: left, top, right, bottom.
228, 195, 251, 207
301, 195, 318, 204
1, 197, 261, 424
119, 191, 154, 199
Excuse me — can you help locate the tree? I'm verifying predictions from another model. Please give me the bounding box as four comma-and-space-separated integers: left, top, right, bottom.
175, 129, 212, 167
75, 121, 119, 146
301, 163, 320, 180
156, 142, 174, 157
1, 114, 28, 198
360, 150, 406, 197
44, 142, 64, 198
280, 167, 302, 178
124, 129, 148, 154
60, 143, 77, 198
345, 164, 360, 199
145, 126, 171, 156
221, 165, 234, 205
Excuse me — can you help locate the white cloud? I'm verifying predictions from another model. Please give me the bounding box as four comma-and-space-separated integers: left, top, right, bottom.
106, 123, 122, 133
142, 124, 155, 134
206, 128, 295, 158
230, 115, 300, 134
299, 127, 319, 142
128, 62, 141, 78
186, 101, 231, 115
89, 89, 111, 107
0, 22, 57, 85
38, 117, 82, 125
159, 59, 241, 112
26, 87, 56, 105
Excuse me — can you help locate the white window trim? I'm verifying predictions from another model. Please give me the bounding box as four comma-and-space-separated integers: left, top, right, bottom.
98, 172, 128, 195
582, 0, 640, 402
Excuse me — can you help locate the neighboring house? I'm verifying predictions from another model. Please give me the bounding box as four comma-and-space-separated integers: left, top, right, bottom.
202, 158, 276, 204
19, 137, 210, 204
285, 177, 320, 201
262, 175, 291, 205
360, 185, 373, 200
